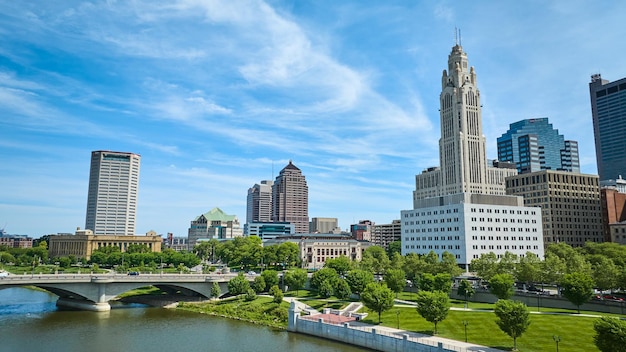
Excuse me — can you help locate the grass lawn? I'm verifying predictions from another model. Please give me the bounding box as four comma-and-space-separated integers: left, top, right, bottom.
361, 304, 602, 352
178, 296, 289, 328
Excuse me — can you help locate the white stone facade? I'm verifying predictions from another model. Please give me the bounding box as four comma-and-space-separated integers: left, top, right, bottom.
401, 202, 543, 267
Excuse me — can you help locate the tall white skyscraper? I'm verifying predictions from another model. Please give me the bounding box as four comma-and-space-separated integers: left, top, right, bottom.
246, 180, 274, 224
402, 41, 544, 268
413, 43, 517, 203
85, 151, 140, 236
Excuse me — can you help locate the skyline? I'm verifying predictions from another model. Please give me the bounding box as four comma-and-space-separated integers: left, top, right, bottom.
1, 1, 626, 238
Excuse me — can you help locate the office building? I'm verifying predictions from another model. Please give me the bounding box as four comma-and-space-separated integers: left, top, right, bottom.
245, 222, 295, 241
497, 118, 580, 174
350, 220, 373, 241
85, 150, 140, 236
600, 185, 626, 242
372, 220, 401, 250
310, 217, 339, 234
246, 180, 274, 224
402, 41, 544, 268
187, 207, 243, 248
506, 170, 602, 247
589, 74, 626, 181
272, 161, 309, 234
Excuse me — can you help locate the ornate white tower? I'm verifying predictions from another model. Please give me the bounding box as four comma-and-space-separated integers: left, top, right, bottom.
439, 44, 488, 194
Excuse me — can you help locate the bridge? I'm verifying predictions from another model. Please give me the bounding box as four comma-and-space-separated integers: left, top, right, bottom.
0, 273, 251, 311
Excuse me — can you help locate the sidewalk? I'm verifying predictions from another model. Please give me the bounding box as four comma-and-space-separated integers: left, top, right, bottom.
291, 297, 505, 352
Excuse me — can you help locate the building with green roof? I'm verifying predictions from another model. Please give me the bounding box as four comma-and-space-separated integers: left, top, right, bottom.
187, 207, 243, 248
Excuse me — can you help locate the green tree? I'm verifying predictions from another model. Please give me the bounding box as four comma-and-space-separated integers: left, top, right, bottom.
245, 288, 257, 301
126, 244, 150, 254
269, 285, 283, 303
334, 279, 352, 299
494, 300, 530, 351
418, 273, 435, 292
589, 255, 620, 292
471, 252, 499, 281
253, 275, 266, 293
489, 273, 515, 300
211, 282, 221, 299
515, 252, 541, 285
319, 280, 334, 298
415, 290, 450, 334
594, 316, 626, 352
387, 241, 402, 259
384, 269, 406, 297
389, 252, 405, 270
560, 272, 594, 313
325, 256, 353, 276
360, 282, 395, 324
261, 269, 279, 289
497, 251, 518, 277
360, 246, 390, 274
402, 253, 427, 282
433, 273, 452, 292
284, 269, 307, 296
276, 242, 300, 268
457, 279, 475, 308
227, 273, 251, 296
345, 269, 374, 296
310, 267, 338, 291
438, 251, 463, 277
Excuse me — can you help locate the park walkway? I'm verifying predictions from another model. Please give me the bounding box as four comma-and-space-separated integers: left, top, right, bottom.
289, 297, 505, 352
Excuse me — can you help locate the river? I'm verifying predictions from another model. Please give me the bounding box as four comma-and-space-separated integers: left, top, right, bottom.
0, 287, 364, 352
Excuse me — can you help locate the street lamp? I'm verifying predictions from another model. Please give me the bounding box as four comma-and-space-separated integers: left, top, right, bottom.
396, 310, 400, 329
553, 335, 561, 352
462, 320, 469, 342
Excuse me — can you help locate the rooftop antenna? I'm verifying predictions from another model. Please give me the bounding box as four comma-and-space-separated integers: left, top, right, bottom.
459, 28, 462, 46
272, 161, 274, 180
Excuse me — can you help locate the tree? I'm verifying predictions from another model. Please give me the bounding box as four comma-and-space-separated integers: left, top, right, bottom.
560, 272, 594, 313
227, 273, 251, 296
325, 256, 353, 276
253, 276, 266, 293
245, 288, 257, 301
589, 255, 620, 292
261, 269, 279, 289
346, 269, 374, 296
594, 316, 626, 352
269, 285, 283, 304
515, 252, 541, 285
360, 246, 390, 274
334, 279, 352, 299
319, 280, 334, 298
402, 253, 427, 282
418, 273, 435, 292
415, 290, 450, 334
284, 269, 307, 296
438, 251, 462, 277
384, 269, 406, 297
389, 252, 405, 270
387, 241, 402, 259
494, 300, 530, 351
497, 251, 518, 277
457, 279, 475, 308
310, 267, 338, 291
276, 242, 300, 268
471, 252, 499, 281
211, 282, 221, 299
489, 273, 515, 300
360, 283, 395, 324
433, 273, 452, 292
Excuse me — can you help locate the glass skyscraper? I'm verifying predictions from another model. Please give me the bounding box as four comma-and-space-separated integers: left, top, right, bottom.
589, 74, 626, 181
497, 118, 579, 174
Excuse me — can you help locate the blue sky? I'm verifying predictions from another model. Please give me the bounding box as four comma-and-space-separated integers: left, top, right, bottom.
1, 1, 625, 238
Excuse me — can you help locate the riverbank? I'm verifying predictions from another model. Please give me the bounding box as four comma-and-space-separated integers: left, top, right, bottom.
177, 296, 289, 329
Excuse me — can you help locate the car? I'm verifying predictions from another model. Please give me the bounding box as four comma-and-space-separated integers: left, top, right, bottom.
0, 271, 9, 277
247, 271, 257, 275
127, 271, 139, 276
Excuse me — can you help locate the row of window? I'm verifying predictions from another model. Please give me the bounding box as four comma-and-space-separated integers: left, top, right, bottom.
470, 226, 538, 233
473, 244, 539, 250
470, 208, 536, 215
470, 217, 536, 224
471, 235, 538, 241
405, 227, 461, 233
406, 244, 462, 250
404, 236, 462, 241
